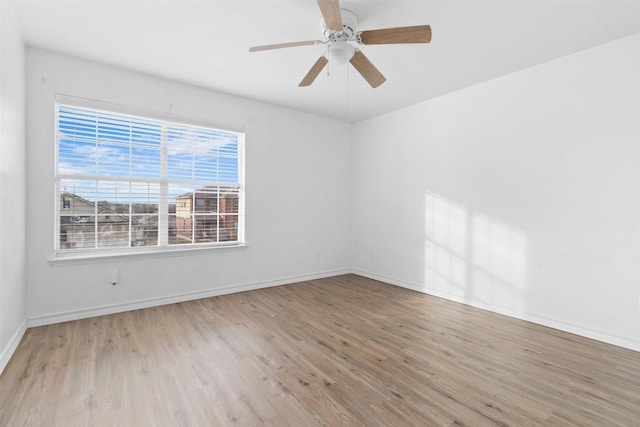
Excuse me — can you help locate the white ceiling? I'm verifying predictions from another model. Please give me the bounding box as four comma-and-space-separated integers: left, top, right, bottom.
8, 0, 640, 122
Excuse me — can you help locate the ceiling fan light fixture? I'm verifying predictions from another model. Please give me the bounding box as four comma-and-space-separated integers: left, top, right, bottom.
327, 42, 354, 64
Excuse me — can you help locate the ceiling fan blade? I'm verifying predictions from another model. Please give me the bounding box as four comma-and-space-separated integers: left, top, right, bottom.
316, 0, 343, 32
299, 56, 329, 87
350, 50, 386, 88
359, 25, 432, 45
249, 40, 320, 52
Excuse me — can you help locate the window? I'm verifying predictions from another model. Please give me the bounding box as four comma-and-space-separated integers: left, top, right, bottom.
55, 102, 244, 255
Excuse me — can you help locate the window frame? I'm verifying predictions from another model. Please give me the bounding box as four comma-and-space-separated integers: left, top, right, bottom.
52, 95, 245, 262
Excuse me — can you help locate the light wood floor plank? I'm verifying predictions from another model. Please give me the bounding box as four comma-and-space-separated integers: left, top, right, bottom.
1, 274, 639, 426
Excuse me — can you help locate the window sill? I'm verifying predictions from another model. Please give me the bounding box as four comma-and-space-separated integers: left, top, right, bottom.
48, 243, 248, 266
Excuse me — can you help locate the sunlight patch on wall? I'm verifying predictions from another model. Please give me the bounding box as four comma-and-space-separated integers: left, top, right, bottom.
424, 192, 528, 312
424, 193, 468, 296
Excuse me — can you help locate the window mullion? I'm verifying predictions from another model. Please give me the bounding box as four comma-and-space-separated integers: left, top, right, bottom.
94, 115, 98, 249
158, 124, 169, 246
129, 182, 133, 248
129, 124, 133, 248
191, 193, 196, 243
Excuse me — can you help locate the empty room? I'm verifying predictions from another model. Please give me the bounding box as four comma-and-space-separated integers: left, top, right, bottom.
1, 0, 639, 425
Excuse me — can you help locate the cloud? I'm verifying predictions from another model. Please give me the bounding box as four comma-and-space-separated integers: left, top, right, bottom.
166, 128, 237, 156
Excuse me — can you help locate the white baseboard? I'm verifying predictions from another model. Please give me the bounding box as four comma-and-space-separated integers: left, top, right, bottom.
352, 269, 640, 353
28, 269, 351, 328
0, 320, 27, 376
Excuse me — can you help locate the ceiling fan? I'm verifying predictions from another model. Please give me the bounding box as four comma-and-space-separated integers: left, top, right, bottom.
249, 0, 432, 88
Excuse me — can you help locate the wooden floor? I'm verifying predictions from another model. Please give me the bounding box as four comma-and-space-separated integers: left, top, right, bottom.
1, 275, 639, 426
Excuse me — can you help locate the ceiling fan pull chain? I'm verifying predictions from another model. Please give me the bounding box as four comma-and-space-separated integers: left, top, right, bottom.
346, 64, 350, 120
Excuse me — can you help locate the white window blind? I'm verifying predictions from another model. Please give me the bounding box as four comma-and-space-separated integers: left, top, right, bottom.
55, 103, 244, 254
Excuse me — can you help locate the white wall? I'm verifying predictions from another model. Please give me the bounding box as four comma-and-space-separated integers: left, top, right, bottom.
350, 34, 640, 351
26, 49, 350, 323
0, 2, 27, 373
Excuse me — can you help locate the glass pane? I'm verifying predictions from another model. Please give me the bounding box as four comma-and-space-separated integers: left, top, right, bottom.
166, 125, 240, 184
218, 137, 238, 156
193, 155, 218, 181
218, 157, 238, 183
168, 213, 178, 243
60, 216, 95, 249
219, 188, 239, 214
131, 182, 159, 214
219, 215, 238, 242
58, 108, 97, 142
170, 184, 194, 245
96, 181, 130, 213
59, 179, 96, 216
170, 183, 194, 211
97, 215, 130, 248
58, 139, 96, 175
131, 215, 158, 247
167, 151, 194, 180
96, 144, 130, 177
193, 188, 218, 213
131, 121, 162, 148
97, 115, 131, 143
173, 211, 193, 244
193, 214, 218, 243
131, 147, 161, 178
